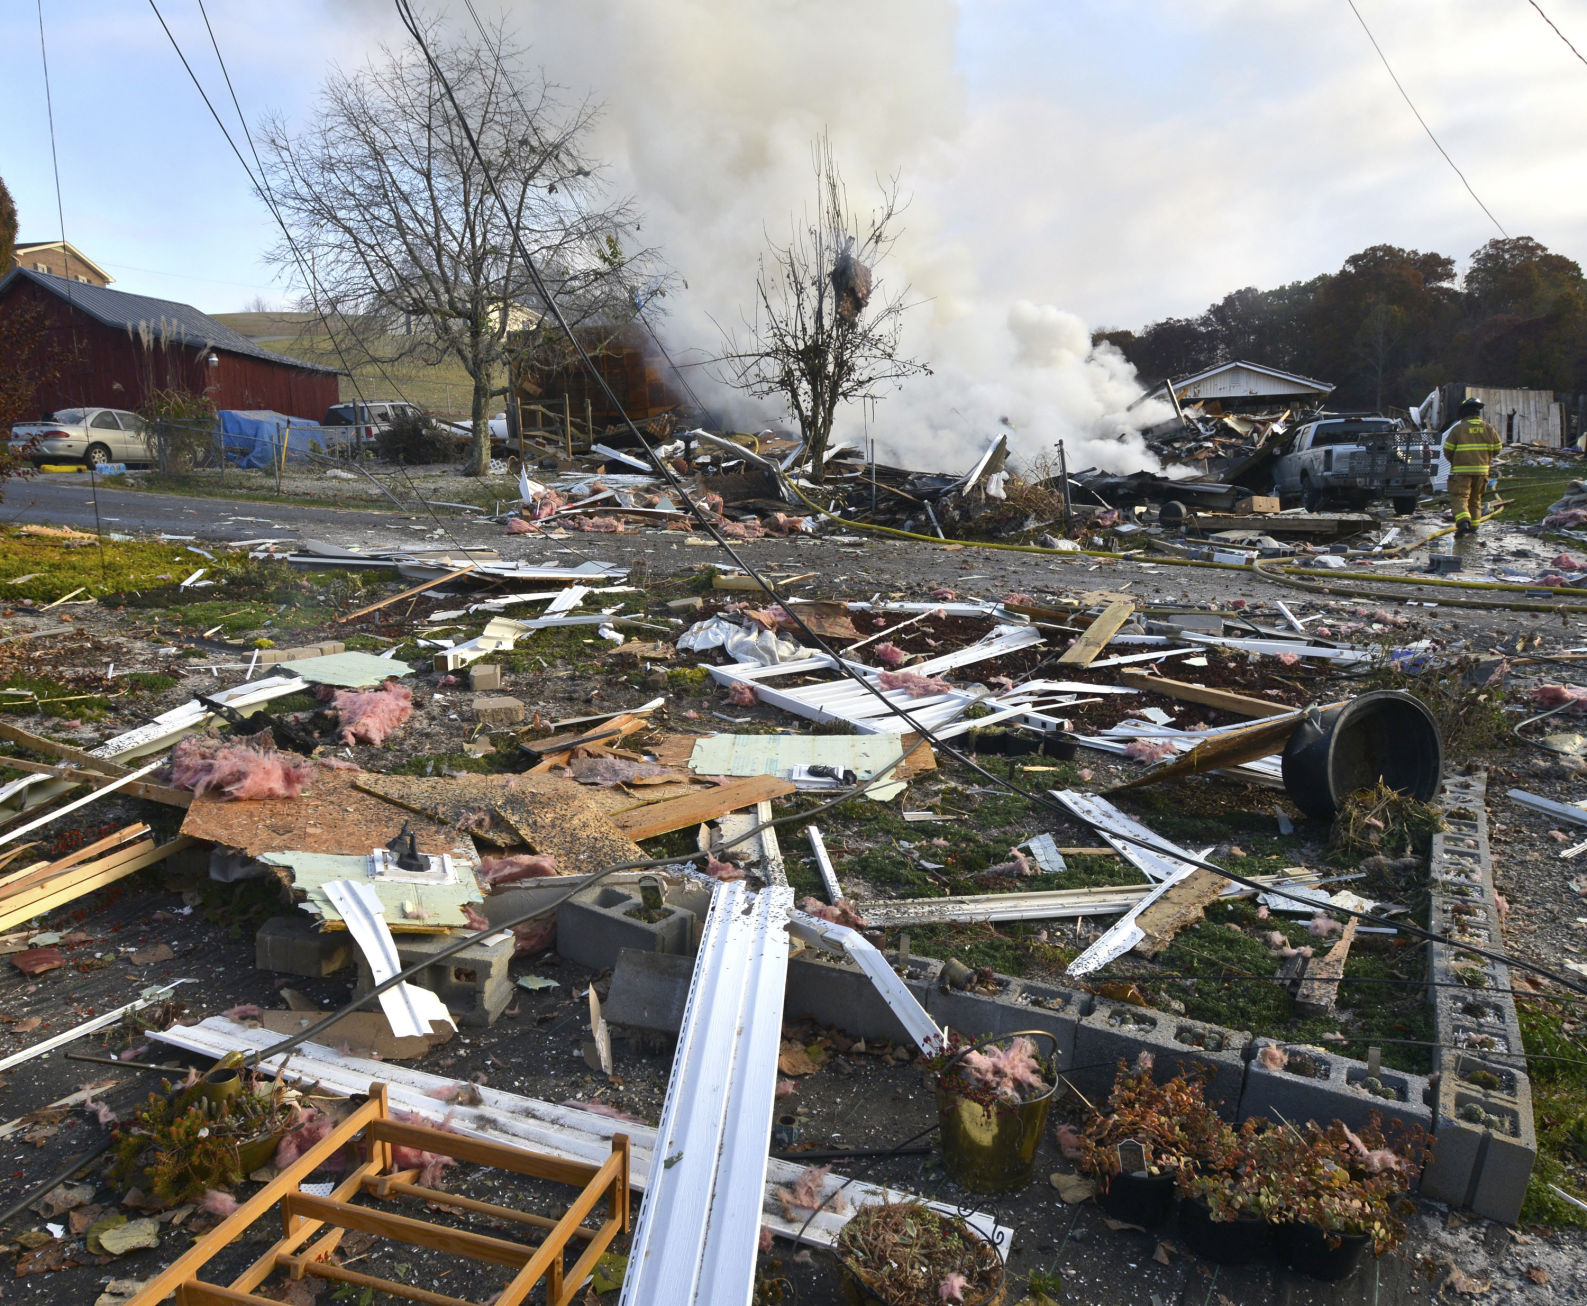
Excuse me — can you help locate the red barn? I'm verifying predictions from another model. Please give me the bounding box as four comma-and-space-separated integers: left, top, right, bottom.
0, 267, 339, 420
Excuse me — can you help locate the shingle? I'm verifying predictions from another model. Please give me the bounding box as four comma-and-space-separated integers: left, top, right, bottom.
0, 267, 340, 375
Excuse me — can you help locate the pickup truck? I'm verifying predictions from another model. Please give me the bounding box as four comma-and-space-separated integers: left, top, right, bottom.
1271, 415, 1433, 515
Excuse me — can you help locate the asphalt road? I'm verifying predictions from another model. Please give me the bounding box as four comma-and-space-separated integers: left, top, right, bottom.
0, 472, 412, 540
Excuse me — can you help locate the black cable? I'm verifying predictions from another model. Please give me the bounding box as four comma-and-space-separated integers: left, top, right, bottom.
1529, 0, 1587, 69
394, 0, 1587, 1009
1343, 0, 1507, 237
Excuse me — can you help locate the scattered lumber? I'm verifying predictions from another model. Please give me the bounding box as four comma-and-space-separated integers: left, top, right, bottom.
607, 775, 797, 842
0, 835, 192, 933
1293, 918, 1358, 1016
1134, 868, 1233, 955
1118, 669, 1292, 719
1057, 600, 1135, 667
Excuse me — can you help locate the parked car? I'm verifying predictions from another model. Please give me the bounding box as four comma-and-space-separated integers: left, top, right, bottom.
8, 408, 152, 467
319, 401, 429, 448
1271, 414, 1433, 514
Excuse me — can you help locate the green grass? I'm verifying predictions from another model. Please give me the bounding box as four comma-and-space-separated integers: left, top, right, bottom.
0, 531, 249, 603
0, 672, 113, 720
1517, 998, 1587, 1227
1492, 464, 1580, 526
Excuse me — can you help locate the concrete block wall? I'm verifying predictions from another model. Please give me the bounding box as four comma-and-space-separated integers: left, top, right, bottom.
555, 883, 697, 972
353, 929, 515, 1028
1071, 1002, 1250, 1110
1420, 770, 1536, 1223
1238, 1038, 1433, 1140
783, 951, 943, 1045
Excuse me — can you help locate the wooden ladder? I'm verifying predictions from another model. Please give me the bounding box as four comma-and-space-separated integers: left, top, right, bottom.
128, 1083, 630, 1306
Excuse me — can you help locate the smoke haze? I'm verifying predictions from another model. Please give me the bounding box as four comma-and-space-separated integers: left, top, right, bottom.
477, 0, 1171, 473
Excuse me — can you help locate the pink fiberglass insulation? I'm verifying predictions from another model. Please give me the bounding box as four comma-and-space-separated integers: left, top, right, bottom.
332, 680, 413, 746
1545, 506, 1587, 529
726, 681, 758, 707
956, 1035, 1048, 1103
274, 1106, 336, 1168
1123, 739, 1177, 763
1532, 683, 1587, 712
568, 515, 625, 533
776, 1164, 846, 1217
719, 518, 765, 540
510, 916, 556, 956
797, 896, 868, 928
1553, 553, 1587, 571
930, 588, 957, 601
504, 517, 535, 535
479, 853, 559, 886
1309, 913, 1343, 938
939, 1272, 969, 1303
872, 642, 908, 668
876, 669, 953, 698
706, 856, 746, 882
1257, 1044, 1288, 1071
170, 735, 313, 801
698, 492, 725, 517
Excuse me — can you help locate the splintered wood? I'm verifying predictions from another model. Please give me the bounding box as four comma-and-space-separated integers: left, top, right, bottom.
1057, 600, 1135, 667
1118, 670, 1293, 719
1294, 918, 1358, 1016
1132, 868, 1232, 956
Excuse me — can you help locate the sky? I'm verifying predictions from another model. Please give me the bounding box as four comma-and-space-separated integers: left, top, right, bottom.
4, 1, 1587, 463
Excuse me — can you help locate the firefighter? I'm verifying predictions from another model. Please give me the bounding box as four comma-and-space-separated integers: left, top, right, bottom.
1441, 397, 1502, 536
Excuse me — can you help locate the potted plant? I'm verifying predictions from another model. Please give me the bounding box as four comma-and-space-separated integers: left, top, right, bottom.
835, 1200, 1004, 1306
927, 1031, 1057, 1194
1269, 1115, 1424, 1281
1174, 1120, 1281, 1265
1072, 1059, 1231, 1230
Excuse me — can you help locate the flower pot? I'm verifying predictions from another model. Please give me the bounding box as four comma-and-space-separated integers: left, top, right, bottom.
838, 1254, 1007, 1306
1178, 1196, 1272, 1266
1275, 1222, 1373, 1282
934, 1031, 1058, 1194
1098, 1171, 1176, 1229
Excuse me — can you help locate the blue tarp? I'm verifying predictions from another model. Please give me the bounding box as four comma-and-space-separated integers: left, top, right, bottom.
217, 410, 327, 469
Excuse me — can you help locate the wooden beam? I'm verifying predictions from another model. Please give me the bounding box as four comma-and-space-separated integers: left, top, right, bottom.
0, 721, 130, 776
280, 1193, 535, 1268
0, 755, 192, 806
1134, 868, 1231, 955
1057, 600, 1134, 667
0, 823, 150, 894
1119, 669, 1292, 719
0, 837, 191, 933
337, 564, 477, 624
1295, 918, 1358, 1016
608, 774, 797, 841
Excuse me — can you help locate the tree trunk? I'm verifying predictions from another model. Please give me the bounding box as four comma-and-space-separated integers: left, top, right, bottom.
469, 375, 491, 476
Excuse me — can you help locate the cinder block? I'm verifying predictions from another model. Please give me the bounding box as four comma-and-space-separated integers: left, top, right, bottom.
256, 915, 353, 976
1001, 978, 1091, 1068
784, 950, 940, 1045
556, 885, 695, 972
1071, 1003, 1249, 1111
473, 694, 525, 725
927, 975, 1027, 1040
1238, 1039, 1432, 1139
469, 663, 503, 691
1423, 1054, 1537, 1222
353, 928, 514, 1028
605, 948, 696, 1034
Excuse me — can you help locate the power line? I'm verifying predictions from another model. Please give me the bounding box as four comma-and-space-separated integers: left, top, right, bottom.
1529, 0, 1587, 69
392, 0, 1587, 1006
1344, 0, 1508, 239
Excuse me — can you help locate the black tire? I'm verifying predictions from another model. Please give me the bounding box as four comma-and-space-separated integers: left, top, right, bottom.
1159, 499, 1188, 526
1392, 496, 1418, 516
85, 442, 112, 467
1301, 476, 1324, 513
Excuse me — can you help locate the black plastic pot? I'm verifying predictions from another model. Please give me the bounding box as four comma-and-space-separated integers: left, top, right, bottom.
1178, 1196, 1272, 1266
1099, 1172, 1176, 1229
1280, 690, 1443, 819
1275, 1222, 1373, 1282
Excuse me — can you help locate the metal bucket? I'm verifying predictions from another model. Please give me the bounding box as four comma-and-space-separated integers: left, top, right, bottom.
934, 1031, 1058, 1194
1280, 690, 1442, 820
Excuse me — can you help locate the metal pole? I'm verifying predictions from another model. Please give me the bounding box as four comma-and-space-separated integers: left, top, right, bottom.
870, 438, 877, 515
1058, 439, 1072, 531
585, 397, 593, 449
564, 393, 573, 460
516, 397, 525, 468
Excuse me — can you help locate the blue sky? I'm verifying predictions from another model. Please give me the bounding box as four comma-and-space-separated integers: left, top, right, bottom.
6, 1, 1587, 330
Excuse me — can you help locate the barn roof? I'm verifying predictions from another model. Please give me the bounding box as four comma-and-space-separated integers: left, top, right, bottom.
0, 267, 339, 375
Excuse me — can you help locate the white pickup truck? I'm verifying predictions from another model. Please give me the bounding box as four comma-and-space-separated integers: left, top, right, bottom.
1271, 415, 1433, 515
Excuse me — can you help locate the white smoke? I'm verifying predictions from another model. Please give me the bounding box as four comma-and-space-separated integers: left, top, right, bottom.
476, 0, 1171, 474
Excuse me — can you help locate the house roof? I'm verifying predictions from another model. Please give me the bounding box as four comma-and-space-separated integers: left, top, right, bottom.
1150, 359, 1334, 401
12, 240, 115, 285
0, 267, 340, 375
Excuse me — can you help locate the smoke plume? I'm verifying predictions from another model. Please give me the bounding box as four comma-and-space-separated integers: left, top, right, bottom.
478, 0, 1170, 474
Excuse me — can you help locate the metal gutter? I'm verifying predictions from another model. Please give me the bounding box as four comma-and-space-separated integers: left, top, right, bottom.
805, 826, 842, 902
622, 882, 795, 1306
786, 910, 942, 1054
1051, 790, 1204, 883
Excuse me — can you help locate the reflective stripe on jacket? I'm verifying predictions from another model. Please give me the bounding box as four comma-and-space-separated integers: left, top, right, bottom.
1442, 417, 1501, 475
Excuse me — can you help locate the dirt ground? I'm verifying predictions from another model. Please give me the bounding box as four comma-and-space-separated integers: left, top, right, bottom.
2, 496, 1586, 1305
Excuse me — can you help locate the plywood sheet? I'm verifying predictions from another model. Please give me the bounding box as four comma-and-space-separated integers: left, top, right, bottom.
353, 772, 646, 874
179, 769, 460, 860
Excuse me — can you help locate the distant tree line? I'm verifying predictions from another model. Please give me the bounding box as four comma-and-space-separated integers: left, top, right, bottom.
1096, 237, 1587, 412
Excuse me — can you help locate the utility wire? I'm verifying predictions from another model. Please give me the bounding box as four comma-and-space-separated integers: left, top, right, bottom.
395, 0, 1587, 1006
1344, 0, 1508, 238
1529, 0, 1587, 69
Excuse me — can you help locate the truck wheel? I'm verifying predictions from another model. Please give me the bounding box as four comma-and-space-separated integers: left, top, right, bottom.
1301, 477, 1324, 513
1159, 500, 1188, 526
1392, 496, 1418, 516
85, 443, 111, 467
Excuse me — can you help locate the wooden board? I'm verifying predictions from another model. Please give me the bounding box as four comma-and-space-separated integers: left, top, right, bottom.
1057, 600, 1135, 667
0, 721, 131, 777
1295, 918, 1357, 1016
0, 755, 192, 807
180, 769, 460, 860
1118, 670, 1292, 719
1108, 712, 1307, 792
0, 837, 191, 933
353, 772, 647, 874
603, 775, 796, 842
1134, 868, 1231, 955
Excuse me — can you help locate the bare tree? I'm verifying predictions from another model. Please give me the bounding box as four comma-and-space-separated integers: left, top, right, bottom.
720, 135, 928, 481
257, 14, 660, 473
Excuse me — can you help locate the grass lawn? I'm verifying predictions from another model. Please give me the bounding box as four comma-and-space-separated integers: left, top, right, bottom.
1494, 463, 1580, 526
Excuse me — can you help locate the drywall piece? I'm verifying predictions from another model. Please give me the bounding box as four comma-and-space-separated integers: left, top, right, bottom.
277, 650, 414, 686
322, 879, 455, 1038
805, 826, 842, 902
622, 883, 794, 1306
787, 909, 941, 1053
152, 1016, 1012, 1254
0, 979, 195, 1074
262, 851, 481, 930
